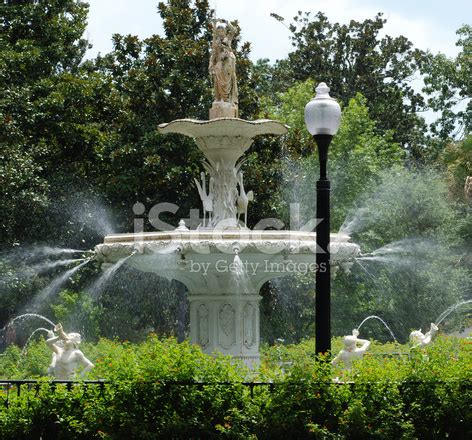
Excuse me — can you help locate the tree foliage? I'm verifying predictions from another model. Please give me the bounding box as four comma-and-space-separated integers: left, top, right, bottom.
421, 25, 472, 141
272, 12, 427, 157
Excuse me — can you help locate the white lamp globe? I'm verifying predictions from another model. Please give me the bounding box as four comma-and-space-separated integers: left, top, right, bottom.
304, 82, 341, 136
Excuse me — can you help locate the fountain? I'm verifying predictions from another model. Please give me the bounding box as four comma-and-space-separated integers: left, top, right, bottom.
94, 18, 360, 367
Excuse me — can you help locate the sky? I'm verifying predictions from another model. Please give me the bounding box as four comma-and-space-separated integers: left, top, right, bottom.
84, 0, 471, 62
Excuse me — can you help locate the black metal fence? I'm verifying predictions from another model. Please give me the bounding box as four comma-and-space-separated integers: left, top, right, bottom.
0, 379, 281, 408
2, 378, 470, 409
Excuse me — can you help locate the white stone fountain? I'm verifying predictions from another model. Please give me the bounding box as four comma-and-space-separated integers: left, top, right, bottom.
95, 19, 360, 367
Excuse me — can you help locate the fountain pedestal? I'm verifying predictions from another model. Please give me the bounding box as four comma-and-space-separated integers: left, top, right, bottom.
189, 293, 261, 365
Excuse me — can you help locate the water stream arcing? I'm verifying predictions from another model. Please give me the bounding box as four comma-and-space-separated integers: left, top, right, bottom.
87, 255, 133, 299
435, 299, 472, 326
356, 315, 397, 342
20, 327, 51, 357
23, 259, 91, 312
8, 313, 56, 328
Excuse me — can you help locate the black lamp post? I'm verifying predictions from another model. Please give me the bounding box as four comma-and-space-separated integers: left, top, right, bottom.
304, 82, 341, 355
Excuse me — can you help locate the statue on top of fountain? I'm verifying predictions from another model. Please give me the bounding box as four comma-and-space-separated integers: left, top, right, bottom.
332, 329, 371, 369
46, 323, 94, 379
409, 323, 438, 348
209, 19, 238, 119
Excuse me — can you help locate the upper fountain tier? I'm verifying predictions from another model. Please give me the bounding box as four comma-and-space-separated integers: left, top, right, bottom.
158, 118, 288, 167
158, 118, 287, 229
155, 18, 288, 229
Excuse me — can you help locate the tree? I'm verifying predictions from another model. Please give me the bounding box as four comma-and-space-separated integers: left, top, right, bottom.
271, 12, 427, 158
442, 135, 472, 201
421, 25, 471, 142
262, 79, 404, 230
0, 0, 89, 84
0, 0, 123, 246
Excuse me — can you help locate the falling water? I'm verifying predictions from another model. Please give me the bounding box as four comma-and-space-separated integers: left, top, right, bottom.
20, 327, 51, 357
356, 315, 397, 342
354, 259, 378, 282
8, 313, 56, 328
232, 255, 251, 294
435, 299, 472, 326
24, 259, 90, 312
87, 255, 133, 298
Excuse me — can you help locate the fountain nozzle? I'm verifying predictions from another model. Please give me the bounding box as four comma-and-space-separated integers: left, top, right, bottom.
232, 243, 240, 255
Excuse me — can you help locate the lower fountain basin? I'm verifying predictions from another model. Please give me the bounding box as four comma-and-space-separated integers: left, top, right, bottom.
95, 229, 360, 367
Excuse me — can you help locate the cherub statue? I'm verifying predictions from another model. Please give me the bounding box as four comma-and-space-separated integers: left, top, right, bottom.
209, 19, 238, 109
46, 323, 94, 379
332, 329, 371, 369
409, 323, 438, 348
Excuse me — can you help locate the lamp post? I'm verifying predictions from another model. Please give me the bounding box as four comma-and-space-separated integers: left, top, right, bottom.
304, 82, 341, 355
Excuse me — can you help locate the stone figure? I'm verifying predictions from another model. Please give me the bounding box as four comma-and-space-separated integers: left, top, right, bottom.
236, 171, 254, 227
409, 323, 438, 348
332, 329, 371, 369
209, 19, 238, 118
194, 172, 215, 227
46, 323, 94, 379
464, 176, 472, 204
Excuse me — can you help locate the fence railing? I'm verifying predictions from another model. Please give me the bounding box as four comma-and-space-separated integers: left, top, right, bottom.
1, 378, 470, 409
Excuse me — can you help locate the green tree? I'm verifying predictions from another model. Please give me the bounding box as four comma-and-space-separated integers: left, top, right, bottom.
262, 79, 404, 230
271, 12, 427, 158
0, 0, 122, 246
442, 135, 472, 201
421, 25, 471, 142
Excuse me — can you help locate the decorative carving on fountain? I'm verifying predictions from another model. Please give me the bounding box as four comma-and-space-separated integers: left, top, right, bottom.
243, 302, 256, 349
46, 323, 94, 379
332, 329, 371, 370
200, 157, 248, 226
194, 172, 215, 227
209, 19, 238, 119
409, 323, 438, 348
197, 304, 210, 348
219, 303, 236, 349
237, 171, 254, 226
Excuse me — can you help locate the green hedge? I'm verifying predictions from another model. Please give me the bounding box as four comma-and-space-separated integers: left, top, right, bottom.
0, 336, 471, 439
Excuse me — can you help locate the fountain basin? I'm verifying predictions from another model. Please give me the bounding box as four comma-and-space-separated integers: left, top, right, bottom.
95, 230, 360, 367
